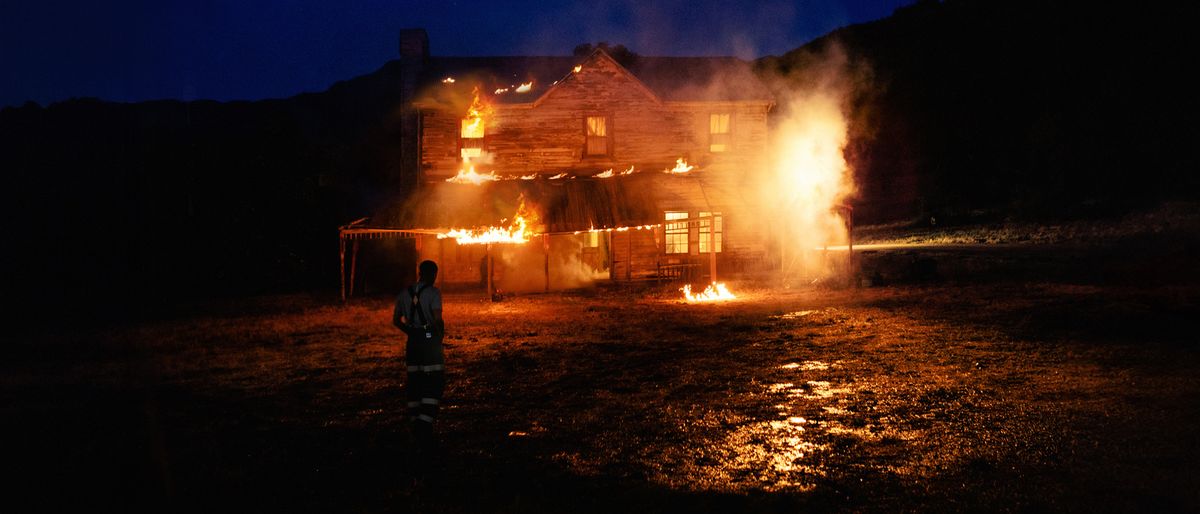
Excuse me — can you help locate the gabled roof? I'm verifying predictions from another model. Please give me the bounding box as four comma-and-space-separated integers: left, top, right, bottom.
414, 50, 774, 106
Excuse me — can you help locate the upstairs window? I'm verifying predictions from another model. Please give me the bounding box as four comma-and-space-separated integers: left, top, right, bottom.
585, 116, 610, 156
460, 117, 485, 159
698, 211, 723, 253
709, 113, 731, 153
664, 211, 689, 254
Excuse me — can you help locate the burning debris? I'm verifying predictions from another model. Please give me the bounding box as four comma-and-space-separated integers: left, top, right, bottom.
664, 158, 695, 174
682, 282, 736, 302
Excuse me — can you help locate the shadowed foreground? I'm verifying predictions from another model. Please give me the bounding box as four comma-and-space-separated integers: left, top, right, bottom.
4, 250, 1199, 512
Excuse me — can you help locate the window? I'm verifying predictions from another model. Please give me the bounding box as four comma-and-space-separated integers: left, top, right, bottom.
585, 231, 600, 248
586, 116, 609, 156
709, 113, 731, 153
460, 117, 485, 159
665, 211, 689, 254
698, 211, 723, 253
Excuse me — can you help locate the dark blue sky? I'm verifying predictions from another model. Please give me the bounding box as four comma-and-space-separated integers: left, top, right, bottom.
1, 0, 913, 108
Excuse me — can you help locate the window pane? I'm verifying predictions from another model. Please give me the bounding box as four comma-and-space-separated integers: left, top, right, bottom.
665, 211, 689, 254
698, 212, 722, 253
710, 113, 730, 153
586, 136, 607, 155
587, 116, 607, 137
461, 118, 485, 139
709, 113, 730, 134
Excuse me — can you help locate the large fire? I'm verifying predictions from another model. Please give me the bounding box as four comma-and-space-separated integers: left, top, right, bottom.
681, 282, 736, 302
438, 196, 538, 245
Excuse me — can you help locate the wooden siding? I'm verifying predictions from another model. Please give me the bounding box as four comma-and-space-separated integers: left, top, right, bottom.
416, 51, 776, 280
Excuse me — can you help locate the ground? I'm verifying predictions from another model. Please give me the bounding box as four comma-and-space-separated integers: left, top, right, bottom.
4, 211, 1200, 513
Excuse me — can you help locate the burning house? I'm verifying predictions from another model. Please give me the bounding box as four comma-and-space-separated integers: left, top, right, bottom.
341, 29, 789, 297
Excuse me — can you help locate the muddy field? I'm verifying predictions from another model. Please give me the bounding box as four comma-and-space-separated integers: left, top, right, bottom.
4, 237, 1200, 513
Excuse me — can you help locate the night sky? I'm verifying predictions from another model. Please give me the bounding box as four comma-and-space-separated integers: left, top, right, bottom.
1, 0, 912, 108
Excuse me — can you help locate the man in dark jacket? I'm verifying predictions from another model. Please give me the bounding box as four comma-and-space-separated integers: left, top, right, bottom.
393, 260, 445, 456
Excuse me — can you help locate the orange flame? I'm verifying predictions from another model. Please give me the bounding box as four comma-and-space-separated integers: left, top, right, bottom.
445, 159, 500, 184
681, 282, 736, 302
515, 81, 533, 93
664, 158, 694, 174
438, 196, 538, 245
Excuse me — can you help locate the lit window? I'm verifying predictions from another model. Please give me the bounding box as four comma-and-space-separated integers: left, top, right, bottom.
461, 117, 485, 159
709, 113, 730, 153
698, 211, 723, 253
665, 211, 689, 254
586, 116, 609, 156
586, 231, 600, 248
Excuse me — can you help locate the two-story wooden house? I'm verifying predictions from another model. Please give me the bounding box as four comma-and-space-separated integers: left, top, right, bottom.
355, 30, 777, 292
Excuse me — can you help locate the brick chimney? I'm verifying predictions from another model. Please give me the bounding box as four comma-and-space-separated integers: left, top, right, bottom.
399, 29, 429, 60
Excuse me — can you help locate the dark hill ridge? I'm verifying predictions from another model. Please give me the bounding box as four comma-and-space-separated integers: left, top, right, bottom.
2, 0, 1197, 322
758, 0, 1199, 223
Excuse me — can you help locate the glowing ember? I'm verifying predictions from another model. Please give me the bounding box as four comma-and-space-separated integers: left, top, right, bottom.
515, 82, 533, 93
445, 161, 500, 184
681, 282, 736, 302
664, 158, 695, 174
438, 197, 537, 245
442, 77, 456, 84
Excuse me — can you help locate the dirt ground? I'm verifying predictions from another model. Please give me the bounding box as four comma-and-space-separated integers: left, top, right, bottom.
4, 232, 1200, 513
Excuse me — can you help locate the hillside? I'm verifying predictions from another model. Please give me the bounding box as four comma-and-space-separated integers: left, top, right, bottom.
757, 0, 1199, 224
0, 61, 412, 323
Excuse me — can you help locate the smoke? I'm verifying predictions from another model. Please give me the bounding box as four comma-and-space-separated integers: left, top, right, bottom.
753, 43, 860, 282
494, 236, 607, 293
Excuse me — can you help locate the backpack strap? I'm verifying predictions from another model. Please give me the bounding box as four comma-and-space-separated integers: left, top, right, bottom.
408, 283, 428, 328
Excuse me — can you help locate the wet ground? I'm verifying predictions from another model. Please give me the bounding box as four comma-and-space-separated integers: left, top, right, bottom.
4, 241, 1200, 512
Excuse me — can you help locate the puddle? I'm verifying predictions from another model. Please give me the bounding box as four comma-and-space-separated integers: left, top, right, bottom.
780, 360, 834, 371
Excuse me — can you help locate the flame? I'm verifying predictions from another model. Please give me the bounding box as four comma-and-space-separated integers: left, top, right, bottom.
462, 87, 489, 139
438, 196, 538, 245
442, 77, 456, 84
548, 172, 568, 180
445, 158, 500, 184
515, 82, 533, 93
664, 158, 694, 174
572, 224, 660, 234
593, 166, 636, 179
681, 282, 736, 302
520, 173, 537, 180
573, 65, 582, 73
494, 87, 510, 95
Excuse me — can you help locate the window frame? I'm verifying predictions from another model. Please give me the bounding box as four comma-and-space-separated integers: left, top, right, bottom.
584, 115, 612, 157
459, 116, 486, 160
664, 211, 690, 254
698, 211, 723, 253
709, 112, 732, 153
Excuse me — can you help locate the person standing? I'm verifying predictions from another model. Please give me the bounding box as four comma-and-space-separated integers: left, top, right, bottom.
392, 260, 445, 461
